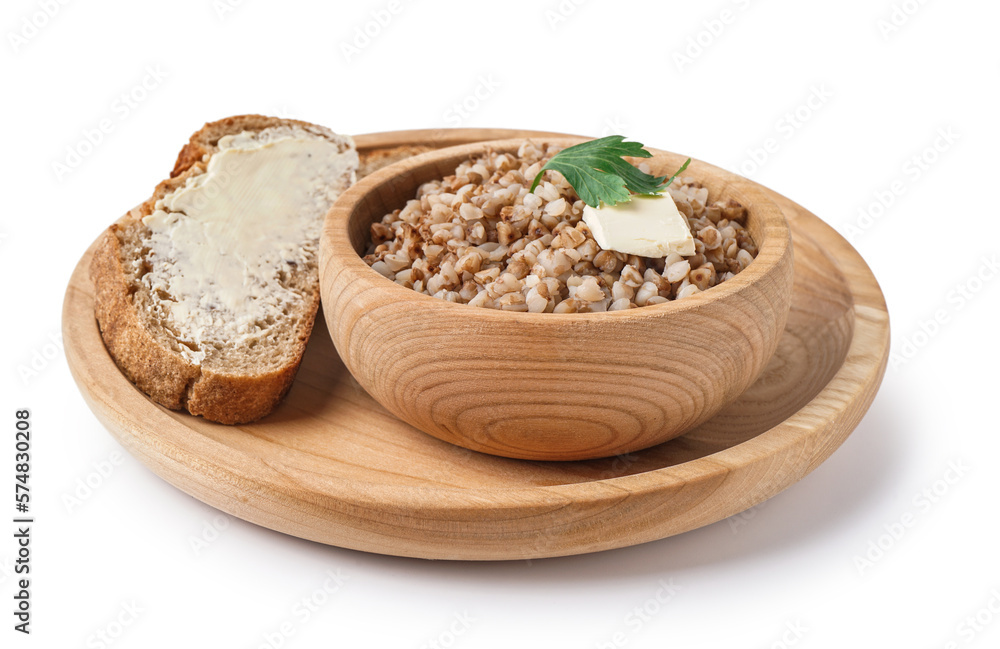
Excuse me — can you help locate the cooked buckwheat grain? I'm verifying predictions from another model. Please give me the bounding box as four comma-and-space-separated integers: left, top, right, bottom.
363, 141, 758, 312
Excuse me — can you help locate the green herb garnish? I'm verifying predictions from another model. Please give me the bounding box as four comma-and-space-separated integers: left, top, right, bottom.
529, 135, 691, 208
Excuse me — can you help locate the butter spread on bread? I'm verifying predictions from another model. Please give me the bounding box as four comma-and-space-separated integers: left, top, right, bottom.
90, 115, 358, 424
140, 127, 356, 364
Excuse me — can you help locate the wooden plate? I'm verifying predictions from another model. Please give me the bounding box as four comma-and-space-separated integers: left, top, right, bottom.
62, 129, 889, 560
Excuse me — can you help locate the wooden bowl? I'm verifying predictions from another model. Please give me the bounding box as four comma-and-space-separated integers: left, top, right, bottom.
320, 138, 794, 461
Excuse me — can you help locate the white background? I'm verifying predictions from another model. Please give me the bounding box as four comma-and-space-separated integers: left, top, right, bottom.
2, 0, 998, 647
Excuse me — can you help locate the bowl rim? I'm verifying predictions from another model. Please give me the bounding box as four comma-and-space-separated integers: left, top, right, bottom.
321, 136, 792, 322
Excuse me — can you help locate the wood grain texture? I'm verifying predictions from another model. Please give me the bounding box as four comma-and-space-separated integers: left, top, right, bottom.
321, 138, 795, 460
62, 129, 889, 561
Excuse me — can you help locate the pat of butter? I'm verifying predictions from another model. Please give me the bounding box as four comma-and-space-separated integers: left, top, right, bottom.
582, 194, 695, 258
139, 126, 358, 364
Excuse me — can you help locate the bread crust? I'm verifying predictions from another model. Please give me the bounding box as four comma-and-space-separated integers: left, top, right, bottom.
90, 115, 339, 424
91, 217, 201, 410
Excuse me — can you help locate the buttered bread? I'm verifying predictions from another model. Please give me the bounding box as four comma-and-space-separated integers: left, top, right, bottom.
90, 115, 358, 424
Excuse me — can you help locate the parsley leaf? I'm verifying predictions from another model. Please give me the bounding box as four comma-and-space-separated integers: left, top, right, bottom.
529, 136, 690, 208
660, 156, 691, 191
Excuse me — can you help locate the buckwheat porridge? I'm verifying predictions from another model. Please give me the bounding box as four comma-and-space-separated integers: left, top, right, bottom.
363, 140, 758, 313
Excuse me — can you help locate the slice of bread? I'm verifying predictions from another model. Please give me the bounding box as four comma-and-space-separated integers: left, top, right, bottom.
91, 115, 358, 424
